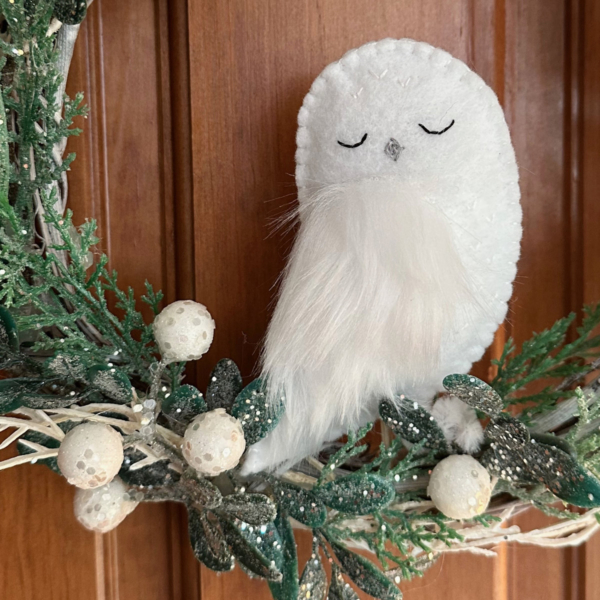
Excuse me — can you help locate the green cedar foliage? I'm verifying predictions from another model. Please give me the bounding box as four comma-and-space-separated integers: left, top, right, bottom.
491, 304, 600, 419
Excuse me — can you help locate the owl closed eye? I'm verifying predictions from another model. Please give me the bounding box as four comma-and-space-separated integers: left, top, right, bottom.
337, 133, 368, 148
418, 119, 455, 135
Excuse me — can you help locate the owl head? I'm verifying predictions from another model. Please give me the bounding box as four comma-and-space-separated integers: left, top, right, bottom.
295, 38, 518, 215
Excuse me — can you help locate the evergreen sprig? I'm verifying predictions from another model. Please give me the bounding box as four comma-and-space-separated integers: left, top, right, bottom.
1, 4, 600, 600
491, 304, 600, 418
315, 422, 372, 486
0, 190, 161, 383
0, 0, 87, 232
0, 0, 165, 390
566, 388, 600, 478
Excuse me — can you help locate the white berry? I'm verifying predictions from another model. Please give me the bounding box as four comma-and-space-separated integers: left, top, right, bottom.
58, 422, 124, 489
427, 454, 492, 519
74, 477, 138, 533
153, 300, 215, 363
183, 408, 245, 476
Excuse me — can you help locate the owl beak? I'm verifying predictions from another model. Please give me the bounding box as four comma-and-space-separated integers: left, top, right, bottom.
385, 138, 403, 161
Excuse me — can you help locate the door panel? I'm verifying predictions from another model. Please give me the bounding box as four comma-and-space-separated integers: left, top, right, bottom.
1, 1, 599, 598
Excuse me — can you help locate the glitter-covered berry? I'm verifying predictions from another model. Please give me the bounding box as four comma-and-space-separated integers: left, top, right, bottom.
74, 477, 139, 533
427, 454, 492, 519
153, 300, 215, 363
182, 408, 245, 475
58, 422, 124, 489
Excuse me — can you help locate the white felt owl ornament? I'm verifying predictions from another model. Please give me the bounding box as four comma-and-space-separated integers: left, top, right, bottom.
242, 39, 521, 474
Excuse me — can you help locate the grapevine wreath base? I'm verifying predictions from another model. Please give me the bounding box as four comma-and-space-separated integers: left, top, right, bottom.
1, 2, 600, 600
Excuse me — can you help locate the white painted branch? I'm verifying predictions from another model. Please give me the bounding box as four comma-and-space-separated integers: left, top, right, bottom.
0, 416, 64, 440
0, 449, 59, 471
0, 426, 28, 450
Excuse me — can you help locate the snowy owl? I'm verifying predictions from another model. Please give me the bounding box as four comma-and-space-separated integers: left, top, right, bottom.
242, 39, 521, 474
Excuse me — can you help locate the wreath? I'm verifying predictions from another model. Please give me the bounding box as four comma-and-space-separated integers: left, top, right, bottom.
0, 4, 599, 600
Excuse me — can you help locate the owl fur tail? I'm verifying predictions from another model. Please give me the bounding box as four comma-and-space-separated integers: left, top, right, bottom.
241, 178, 484, 474
431, 396, 484, 454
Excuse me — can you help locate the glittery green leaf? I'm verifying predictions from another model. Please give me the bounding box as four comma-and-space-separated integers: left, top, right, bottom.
162, 384, 207, 431
268, 512, 299, 600
274, 481, 327, 527
16, 392, 74, 410
485, 413, 529, 449
222, 518, 283, 582
0, 378, 78, 412
0, 378, 39, 413
329, 565, 360, 600
443, 374, 502, 415
87, 365, 132, 403
220, 493, 277, 526
297, 540, 327, 600
53, 0, 87, 24
240, 520, 284, 570
206, 358, 243, 412
231, 378, 284, 445
481, 440, 600, 507
188, 509, 235, 572
44, 352, 87, 382
316, 474, 394, 514
379, 398, 448, 451
0, 306, 18, 354
330, 541, 401, 600
531, 432, 577, 457
119, 449, 180, 487
186, 474, 223, 510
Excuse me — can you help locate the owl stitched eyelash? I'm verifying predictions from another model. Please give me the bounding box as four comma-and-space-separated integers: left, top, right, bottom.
337, 133, 368, 148
418, 120, 455, 135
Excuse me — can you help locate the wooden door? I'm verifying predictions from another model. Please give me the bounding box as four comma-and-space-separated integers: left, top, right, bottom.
1, 0, 600, 598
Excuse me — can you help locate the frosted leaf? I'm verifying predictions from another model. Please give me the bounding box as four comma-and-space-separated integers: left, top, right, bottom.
329, 565, 360, 600
330, 541, 401, 600
316, 474, 394, 514
221, 518, 283, 582
17, 391, 75, 410
206, 358, 243, 411
379, 397, 448, 451
87, 365, 132, 403
231, 379, 284, 445
268, 512, 299, 600
0, 306, 18, 356
221, 492, 277, 526
481, 439, 600, 508
0, 378, 40, 414
45, 353, 87, 381
298, 540, 327, 600
443, 374, 503, 415
485, 413, 529, 449
274, 481, 327, 528
162, 384, 207, 433
119, 448, 180, 487
188, 508, 234, 572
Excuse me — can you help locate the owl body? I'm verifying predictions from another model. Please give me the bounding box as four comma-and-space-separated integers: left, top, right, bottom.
241, 39, 521, 474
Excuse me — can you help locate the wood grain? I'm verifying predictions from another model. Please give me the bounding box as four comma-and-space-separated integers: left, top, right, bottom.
15, 0, 185, 598
502, 0, 576, 597
2, 0, 600, 598
582, 0, 600, 598
187, 1, 502, 599
66, 0, 198, 598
